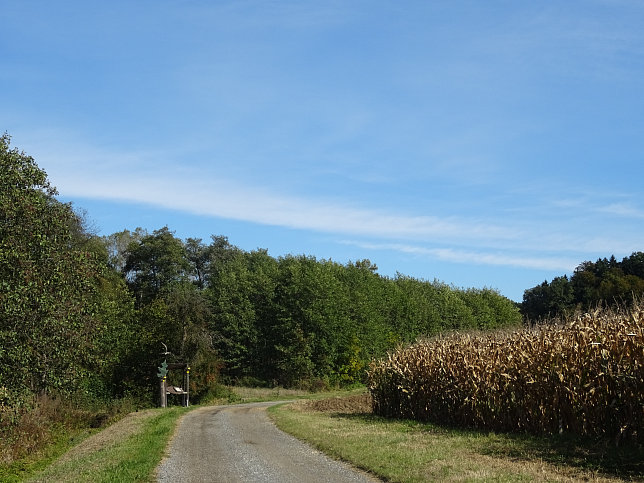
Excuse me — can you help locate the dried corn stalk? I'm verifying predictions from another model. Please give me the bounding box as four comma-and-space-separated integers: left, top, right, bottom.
368, 300, 644, 442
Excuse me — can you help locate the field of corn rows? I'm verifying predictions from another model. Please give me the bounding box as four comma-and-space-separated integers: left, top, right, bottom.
368, 300, 644, 443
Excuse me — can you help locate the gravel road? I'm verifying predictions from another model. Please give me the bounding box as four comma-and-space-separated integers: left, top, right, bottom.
156, 401, 380, 483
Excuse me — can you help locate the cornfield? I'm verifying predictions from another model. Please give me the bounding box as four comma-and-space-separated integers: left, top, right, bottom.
368, 300, 644, 443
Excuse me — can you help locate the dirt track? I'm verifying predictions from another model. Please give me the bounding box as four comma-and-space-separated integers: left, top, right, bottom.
156, 401, 379, 483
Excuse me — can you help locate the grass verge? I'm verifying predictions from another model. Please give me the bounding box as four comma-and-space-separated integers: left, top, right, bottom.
0, 394, 141, 482
25, 407, 189, 483
269, 395, 644, 482
0, 424, 97, 483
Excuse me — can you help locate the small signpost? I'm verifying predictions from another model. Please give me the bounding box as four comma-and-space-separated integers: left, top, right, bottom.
157, 359, 169, 408
184, 365, 190, 407
157, 344, 190, 408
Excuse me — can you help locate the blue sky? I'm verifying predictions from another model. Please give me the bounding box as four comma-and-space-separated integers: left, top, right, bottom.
3, 1, 643, 301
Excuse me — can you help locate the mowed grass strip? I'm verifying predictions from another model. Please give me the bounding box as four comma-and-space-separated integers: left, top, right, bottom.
27, 406, 189, 483
269, 396, 643, 482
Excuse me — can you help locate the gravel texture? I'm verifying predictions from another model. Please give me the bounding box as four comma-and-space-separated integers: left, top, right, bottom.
156, 401, 379, 483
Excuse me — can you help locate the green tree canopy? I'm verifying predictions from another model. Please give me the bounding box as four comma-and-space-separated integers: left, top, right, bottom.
0, 134, 105, 395
522, 253, 644, 321
124, 226, 190, 306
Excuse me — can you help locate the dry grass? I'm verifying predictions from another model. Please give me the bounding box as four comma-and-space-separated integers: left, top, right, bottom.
300, 393, 373, 413
0, 392, 127, 465
226, 385, 311, 401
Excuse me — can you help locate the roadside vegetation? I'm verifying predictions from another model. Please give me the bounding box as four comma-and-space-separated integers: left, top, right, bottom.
269, 301, 643, 482
0, 394, 139, 482
25, 407, 186, 483
15, 386, 356, 482
271, 394, 643, 482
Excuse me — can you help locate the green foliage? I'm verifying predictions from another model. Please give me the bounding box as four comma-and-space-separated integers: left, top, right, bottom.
522, 253, 644, 321
207, 248, 263, 380
78, 265, 137, 400
103, 228, 147, 273
121, 231, 221, 401
206, 250, 520, 388
459, 287, 523, 330
184, 237, 210, 289
124, 227, 190, 306
0, 134, 105, 395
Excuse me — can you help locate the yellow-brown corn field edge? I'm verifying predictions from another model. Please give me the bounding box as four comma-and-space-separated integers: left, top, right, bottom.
367, 299, 644, 443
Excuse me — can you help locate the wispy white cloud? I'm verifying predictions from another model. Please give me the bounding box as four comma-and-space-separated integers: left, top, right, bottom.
550, 194, 644, 222
15, 131, 644, 274
53, 163, 514, 244
597, 202, 644, 219
340, 241, 579, 272
17, 130, 512, 246
51, 157, 641, 259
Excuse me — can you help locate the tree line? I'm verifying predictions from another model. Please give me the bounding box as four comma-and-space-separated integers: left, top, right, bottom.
522, 253, 644, 321
1, 135, 522, 407
115, 228, 522, 391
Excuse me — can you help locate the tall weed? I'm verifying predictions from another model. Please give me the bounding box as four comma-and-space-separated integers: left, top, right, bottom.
0, 390, 142, 464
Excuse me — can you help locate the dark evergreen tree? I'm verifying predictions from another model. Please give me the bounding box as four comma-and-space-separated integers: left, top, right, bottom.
523, 253, 644, 321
